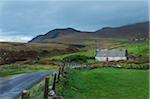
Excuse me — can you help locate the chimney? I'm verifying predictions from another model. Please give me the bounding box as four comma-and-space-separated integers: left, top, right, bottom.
96, 49, 100, 56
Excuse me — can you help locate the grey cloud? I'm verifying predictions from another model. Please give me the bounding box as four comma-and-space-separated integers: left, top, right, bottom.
0, 0, 149, 42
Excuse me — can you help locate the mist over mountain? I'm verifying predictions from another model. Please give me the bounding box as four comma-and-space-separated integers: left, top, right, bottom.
29, 21, 149, 43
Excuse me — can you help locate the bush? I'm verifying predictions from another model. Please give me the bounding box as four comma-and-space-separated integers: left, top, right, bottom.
63, 55, 88, 63
121, 63, 149, 70
0, 49, 39, 65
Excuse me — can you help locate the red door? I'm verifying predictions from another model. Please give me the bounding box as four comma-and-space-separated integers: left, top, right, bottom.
105, 57, 109, 64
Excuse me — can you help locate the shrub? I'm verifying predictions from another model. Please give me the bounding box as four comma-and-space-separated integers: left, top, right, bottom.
63, 55, 88, 63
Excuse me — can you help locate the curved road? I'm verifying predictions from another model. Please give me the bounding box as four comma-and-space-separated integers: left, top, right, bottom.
0, 71, 54, 99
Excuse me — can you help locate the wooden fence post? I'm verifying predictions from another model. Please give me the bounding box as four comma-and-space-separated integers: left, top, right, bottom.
52, 73, 57, 91
44, 76, 49, 99
61, 65, 64, 76
57, 67, 61, 83
22, 90, 29, 99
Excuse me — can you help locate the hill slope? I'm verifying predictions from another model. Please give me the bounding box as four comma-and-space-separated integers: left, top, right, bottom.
29, 21, 149, 43
95, 21, 149, 38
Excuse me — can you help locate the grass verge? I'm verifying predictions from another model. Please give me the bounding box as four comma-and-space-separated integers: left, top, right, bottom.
0, 63, 57, 77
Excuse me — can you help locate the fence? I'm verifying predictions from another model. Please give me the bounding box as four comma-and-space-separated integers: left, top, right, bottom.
18, 65, 66, 99
0, 66, 64, 99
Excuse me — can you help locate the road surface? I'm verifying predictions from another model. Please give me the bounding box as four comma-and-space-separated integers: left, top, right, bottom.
0, 71, 54, 99
0, 74, 25, 83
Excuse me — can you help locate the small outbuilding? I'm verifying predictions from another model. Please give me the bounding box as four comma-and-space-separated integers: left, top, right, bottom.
95, 49, 128, 62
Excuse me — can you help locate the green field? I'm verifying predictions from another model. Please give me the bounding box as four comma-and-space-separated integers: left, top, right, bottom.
62, 68, 149, 99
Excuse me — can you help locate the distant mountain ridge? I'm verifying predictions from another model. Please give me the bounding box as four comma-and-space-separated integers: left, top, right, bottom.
43, 28, 81, 38
29, 28, 82, 42
29, 21, 149, 43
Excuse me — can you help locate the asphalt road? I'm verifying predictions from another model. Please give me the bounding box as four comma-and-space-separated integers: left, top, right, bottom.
0, 71, 54, 99
0, 74, 25, 83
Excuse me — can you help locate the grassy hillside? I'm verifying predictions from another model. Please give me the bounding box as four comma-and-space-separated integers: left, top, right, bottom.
0, 42, 81, 65
112, 42, 149, 58
0, 42, 68, 51
62, 68, 149, 99
124, 42, 149, 57
47, 41, 149, 65
48, 51, 95, 61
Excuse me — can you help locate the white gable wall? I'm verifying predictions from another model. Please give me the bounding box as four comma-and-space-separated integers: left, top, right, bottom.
95, 56, 127, 61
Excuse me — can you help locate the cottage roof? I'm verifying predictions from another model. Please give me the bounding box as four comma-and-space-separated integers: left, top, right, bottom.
96, 49, 127, 57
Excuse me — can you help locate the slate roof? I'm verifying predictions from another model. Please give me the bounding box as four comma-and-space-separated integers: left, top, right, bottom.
96, 49, 127, 57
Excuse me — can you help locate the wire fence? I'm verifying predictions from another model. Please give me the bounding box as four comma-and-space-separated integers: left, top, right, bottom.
21, 66, 65, 99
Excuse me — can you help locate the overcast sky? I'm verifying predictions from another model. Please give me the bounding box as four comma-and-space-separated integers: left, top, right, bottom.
0, 0, 149, 42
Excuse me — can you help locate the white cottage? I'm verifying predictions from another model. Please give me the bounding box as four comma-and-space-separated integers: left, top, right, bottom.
95, 49, 128, 62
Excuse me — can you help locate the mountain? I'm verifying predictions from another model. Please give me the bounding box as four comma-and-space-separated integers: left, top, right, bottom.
29, 28, 82, 43
95, 21, 149, 38
29, 21, 149, 43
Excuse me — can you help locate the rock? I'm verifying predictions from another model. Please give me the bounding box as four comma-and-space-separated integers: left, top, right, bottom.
49, 90, 56, 96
